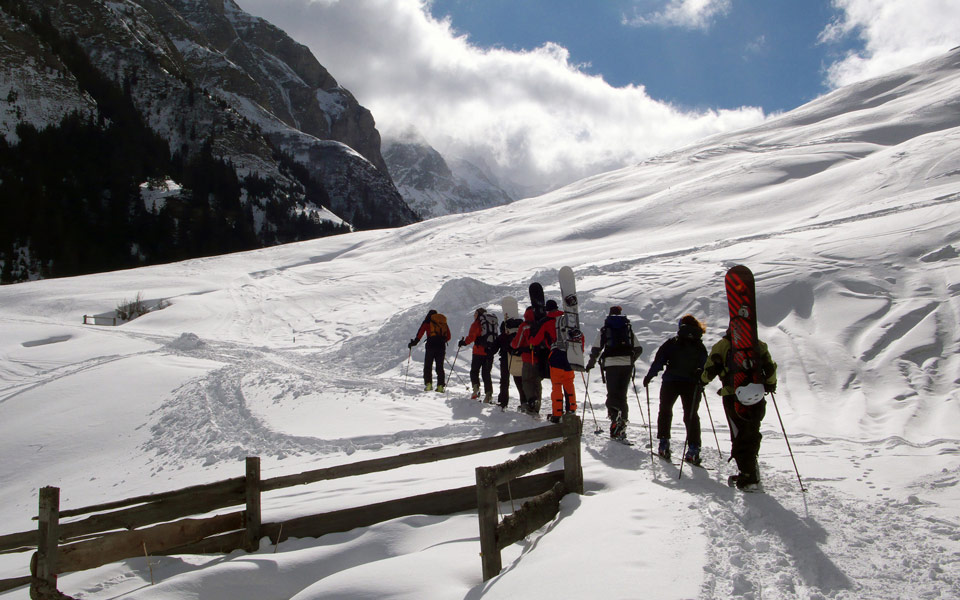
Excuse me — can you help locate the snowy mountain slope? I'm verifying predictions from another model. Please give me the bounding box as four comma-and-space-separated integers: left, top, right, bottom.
0, 0, 415, 283
1, 49, 960, 599
383, 136, 514, 219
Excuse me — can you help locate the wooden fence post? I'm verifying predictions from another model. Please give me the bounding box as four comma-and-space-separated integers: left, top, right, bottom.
245, 457, 261, 552
561, 414, 583, 494
475, 466, 501, 581
33, 486, 60, 596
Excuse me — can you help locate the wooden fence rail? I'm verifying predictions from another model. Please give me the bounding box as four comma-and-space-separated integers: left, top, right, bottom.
0, 419, 581, 598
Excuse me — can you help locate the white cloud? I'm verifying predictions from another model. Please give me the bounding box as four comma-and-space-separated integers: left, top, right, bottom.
236, 0, 763, 193
623, 0, 732, 31
744, 35, 767, 58
820, 0, 960, 87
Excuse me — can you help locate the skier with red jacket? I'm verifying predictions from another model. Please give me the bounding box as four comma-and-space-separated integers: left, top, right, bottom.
511, 307, 542, 414
408, 309, 451, 392
528, 300, 580, 422
459, 308, 497, 402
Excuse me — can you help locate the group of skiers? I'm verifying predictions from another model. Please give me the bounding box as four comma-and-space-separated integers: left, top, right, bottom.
408, 302, 777, 492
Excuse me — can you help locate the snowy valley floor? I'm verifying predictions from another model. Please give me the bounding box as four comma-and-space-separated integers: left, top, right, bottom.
1, 326, 957, 600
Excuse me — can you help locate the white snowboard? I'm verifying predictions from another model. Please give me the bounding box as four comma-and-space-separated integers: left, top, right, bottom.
558, 266, 585, 370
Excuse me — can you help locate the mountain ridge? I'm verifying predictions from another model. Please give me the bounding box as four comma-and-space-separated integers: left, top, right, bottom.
0, 0, 417, 282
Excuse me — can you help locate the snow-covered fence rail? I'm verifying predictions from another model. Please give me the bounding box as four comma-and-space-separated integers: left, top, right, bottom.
0, 420, 581, 597
476, 413, 583, 581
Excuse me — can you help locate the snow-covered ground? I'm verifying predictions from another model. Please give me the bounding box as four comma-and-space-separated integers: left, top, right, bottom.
1, 49, 960, 600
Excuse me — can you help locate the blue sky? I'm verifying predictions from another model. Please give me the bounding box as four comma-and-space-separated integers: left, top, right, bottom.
427, 0, 859, 113
240, 0, 957, 192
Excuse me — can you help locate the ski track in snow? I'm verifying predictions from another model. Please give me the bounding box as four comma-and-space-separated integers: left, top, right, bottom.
699, 468, 960, 600
596, 427, 960, 600
142, 335, 510, 471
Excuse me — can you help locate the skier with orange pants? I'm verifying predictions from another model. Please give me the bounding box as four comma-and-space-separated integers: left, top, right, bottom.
528, 300, 581, 422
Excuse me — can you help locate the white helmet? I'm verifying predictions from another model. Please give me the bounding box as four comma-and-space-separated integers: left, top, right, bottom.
735, 382, 765, 406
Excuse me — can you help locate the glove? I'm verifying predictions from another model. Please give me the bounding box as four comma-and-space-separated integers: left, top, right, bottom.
585, 358, 596, 371
764, 382, 777, 394
408, 338, 416, 349
458, 338, 466, 347
642, 374, 653, 387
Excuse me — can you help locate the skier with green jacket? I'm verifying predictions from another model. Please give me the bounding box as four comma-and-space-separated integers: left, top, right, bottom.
700, 329, 777, 491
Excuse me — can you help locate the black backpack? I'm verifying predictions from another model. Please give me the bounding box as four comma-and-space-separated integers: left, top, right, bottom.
601, 315, 633, 357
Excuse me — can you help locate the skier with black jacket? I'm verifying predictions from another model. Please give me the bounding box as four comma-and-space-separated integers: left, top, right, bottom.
496, 315, 527, 409
408, 309, 451, 392
700, 329, 778, 490
644, 314, 708, 464
585, 306, 642, 439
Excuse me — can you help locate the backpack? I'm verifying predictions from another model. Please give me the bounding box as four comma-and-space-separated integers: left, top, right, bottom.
428, 313, 450, 339
601, 315, 634, 357
478, 312, 499, 349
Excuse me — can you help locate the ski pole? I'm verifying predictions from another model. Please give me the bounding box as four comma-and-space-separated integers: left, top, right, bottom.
631, 369, 647, 427
579, 371, 602, 434
447, 345, 465, 389
678, 438, 688, 480
770, 393, 807, 493
403, 348, 412, 391
701, 388, 723, 459
579, 373, 589, 435
645, 385, 654, 451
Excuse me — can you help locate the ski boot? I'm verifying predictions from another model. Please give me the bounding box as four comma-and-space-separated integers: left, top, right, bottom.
683, 444, 701, 466
657, 438, 671, 460
610, 418, 627, 440
436, 384, 445, 393
548, 414, 562, 424
483, 392, 493, 404
728, 472, 762, 492
470, 386, 480, 400
424, 382, 433, 392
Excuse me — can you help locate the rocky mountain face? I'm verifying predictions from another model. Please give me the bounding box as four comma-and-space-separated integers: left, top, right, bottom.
383, 137, 514, 219
0, 0, 416, 282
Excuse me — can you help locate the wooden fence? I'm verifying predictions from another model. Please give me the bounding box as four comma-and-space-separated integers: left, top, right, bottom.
477, 413, 583, 580
0, 415, 582, 598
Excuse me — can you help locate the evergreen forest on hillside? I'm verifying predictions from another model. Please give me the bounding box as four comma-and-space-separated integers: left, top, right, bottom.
0, 2, 350, 284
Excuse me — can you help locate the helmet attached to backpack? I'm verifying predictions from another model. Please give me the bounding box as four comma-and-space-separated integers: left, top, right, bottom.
735, 382, 765, 406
